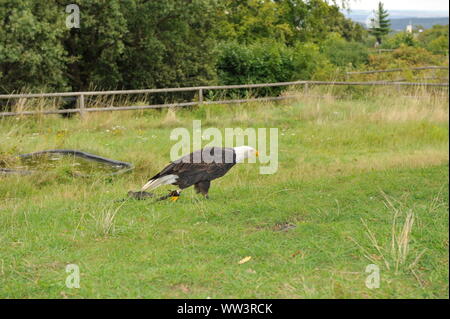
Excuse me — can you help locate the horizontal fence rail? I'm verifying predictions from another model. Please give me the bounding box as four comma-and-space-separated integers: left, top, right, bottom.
0, 80, 448, 117
369, 48, 449, 54
346, 65, 449, 75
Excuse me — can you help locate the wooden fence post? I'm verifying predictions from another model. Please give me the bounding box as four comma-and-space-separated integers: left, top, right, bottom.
198, 88, 203, 105
78, 94, 85, 118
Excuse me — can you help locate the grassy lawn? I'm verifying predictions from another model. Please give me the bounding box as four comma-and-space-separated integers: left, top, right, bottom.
0, 92, 448, 298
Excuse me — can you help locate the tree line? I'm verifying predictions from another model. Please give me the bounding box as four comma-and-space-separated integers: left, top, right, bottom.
0, 0, 364, 94
0, 0, 448, 96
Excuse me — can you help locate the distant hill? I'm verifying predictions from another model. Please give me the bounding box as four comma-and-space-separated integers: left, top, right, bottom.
389, 17, 449, 31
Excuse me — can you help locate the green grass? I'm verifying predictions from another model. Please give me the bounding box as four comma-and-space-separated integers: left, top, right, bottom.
0, 92, 448, 298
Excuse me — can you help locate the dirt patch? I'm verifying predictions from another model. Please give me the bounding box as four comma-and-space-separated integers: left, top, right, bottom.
273, 222, 297, 232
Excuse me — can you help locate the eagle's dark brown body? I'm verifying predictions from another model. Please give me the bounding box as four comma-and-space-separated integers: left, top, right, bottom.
146, 147, 236, 197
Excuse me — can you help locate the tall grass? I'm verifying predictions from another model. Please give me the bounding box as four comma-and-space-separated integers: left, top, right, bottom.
1, 83, 447, 116
90, 202, 125, 237
351, 192, 429, 276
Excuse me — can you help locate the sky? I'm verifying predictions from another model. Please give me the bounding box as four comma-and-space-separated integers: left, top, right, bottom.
348, 0, 449, 12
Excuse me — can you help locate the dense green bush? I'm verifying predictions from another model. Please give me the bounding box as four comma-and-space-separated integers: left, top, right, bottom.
216, 41, 334, 96
292, 42, 337, 80
418, 25, 449, 54
320, 34, 369, 68
427, 36, 449, 54
379, 25, 448, 55
389, 45, 444, 66
366, 44, 446, 75
217, 41, 297, 85
381, 32, 418, 49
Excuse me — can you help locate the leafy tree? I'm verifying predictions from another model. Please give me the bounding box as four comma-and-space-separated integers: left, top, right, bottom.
61, 0, 128, 90
369, 1, 391, 45
330, 8, 367, 43
119, 0, 218, 91
0, 1, 68, 93
215, 0, 367, 45
215, 0, 293, 44
321, 33, 369, 68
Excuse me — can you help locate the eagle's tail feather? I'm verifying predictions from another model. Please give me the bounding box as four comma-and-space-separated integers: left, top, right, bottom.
141, 174, 178, 191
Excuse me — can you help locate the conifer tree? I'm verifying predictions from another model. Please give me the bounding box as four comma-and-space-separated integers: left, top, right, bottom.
370, 1, 391, 44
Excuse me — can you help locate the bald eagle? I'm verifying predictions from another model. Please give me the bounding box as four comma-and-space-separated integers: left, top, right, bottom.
141, 146, 258, 200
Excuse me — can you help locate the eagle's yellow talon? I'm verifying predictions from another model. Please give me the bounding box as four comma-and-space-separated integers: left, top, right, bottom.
171, 196, 179, 202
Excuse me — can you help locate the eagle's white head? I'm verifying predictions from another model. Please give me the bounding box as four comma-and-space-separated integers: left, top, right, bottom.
233, 145, 259, 163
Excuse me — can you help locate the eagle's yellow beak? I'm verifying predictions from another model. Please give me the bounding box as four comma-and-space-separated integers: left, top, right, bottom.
255, 151, 259, 157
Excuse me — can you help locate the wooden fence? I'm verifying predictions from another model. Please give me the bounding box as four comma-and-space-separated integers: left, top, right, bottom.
368, 49, 449, 55
0, 80, 448, 117
346, 65, 448, 76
